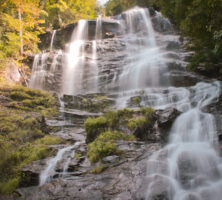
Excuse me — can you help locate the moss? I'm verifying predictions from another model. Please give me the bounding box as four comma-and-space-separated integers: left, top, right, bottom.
0, 177, 20, 194
105, 108, 134, 128
84, 116, 108, 143
75, 152, 81, 158
90, 164, 106, 174
34, 135, 62, 145
0, 85, 57, 116
0, 85, 61, 194
85, 107, 154, 163
87, 131, 134, 163
128, 117, 147, 130
140, 107, 154, 117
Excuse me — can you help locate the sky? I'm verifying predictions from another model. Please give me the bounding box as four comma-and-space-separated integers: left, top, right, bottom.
97, 0, 109, 6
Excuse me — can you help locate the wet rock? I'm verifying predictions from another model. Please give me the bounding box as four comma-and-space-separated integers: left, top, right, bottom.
144, 175, 175, 200
63, 93, 115, 112
20, 159, 47, 187
39, 20, 120, 50
166, 41, 180, 50
16, 143, 161, 200
52, 128, 85, 142
128, 96, 142, 107
156, 108, 181, 142
102, 155, 120, 163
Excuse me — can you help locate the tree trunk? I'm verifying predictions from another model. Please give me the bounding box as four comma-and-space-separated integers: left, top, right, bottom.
18, 8, 23, 55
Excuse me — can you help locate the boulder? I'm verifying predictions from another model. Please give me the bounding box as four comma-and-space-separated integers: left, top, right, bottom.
156, 108, 181, 142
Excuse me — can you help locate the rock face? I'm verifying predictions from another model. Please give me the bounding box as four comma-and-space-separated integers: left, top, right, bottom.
16, 143, 161, 200
20, 6, 222, 200
38, 20, 121, 51
156, 108, 181, 142
63, 93, 115, 112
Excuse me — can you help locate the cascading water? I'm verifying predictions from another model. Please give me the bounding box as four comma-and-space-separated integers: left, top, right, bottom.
29, 53, 48, 89
28, 7, 222, 199
145, 81, 222, 200
96, 14, 103, 40
118, 7, 168, 90
40, 145, 74, 186
62, 20, 88, 95
50, 30, 56, 51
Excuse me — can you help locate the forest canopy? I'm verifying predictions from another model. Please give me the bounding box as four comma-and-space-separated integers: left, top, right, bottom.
0, 0, 98, 79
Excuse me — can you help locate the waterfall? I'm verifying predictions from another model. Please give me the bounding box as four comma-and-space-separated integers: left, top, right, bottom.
28, 7, 222, 199
29, 53, 48, 89
145, 81, 222, 200
50, 50, 62, 73
96, 15, 103, 40
50, 30, 56, 51
118, 7, 167, 90
62, 20, 88, 95
40, 145, 74, 186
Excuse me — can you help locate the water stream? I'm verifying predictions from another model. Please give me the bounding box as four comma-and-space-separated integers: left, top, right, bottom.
50, 30, 56, 51
29, 7, 222, 199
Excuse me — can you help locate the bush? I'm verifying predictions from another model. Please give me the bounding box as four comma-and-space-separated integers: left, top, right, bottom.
84, 116, 108, 143
127, 117, 147, 130
87, 131, 135, 163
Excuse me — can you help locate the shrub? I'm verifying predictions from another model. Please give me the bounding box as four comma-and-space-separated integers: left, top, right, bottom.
87, 131, 135, 163
140, 107, 154, 117
0, 177, 20, 194
84, 116, 108, 143
127, 117, 147, 130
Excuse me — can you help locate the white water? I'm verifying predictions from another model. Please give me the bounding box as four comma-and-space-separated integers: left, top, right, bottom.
96, 15, 103, 40
62, 20, 88, 95
119, 7, 167, 90
29, 8, 222, 198
29, 53, 48, 89
50, 30, 56, 51
40, 145, 73, 186
145, 81, 222, 200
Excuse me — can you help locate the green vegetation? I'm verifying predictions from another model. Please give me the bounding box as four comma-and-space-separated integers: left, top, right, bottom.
0, 0, 98, 82
128, 116, 147, 130
85, 107, 154, 162
106, 0, 222, 77
84, 108, 135, 143
0, 85, 57, 116
87, 131, 134, 163
85, 116, 108, 143
0, 85, 62, 194
90, 164, 106, 174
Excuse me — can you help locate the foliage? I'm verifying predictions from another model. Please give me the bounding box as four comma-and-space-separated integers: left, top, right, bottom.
85, 107, 154, 162
0, 85, 61, 194
127, 116, 147, 130
84, 107, 152, 144
0, 0, 98, 83
87, 131, 133, 163
40, 0, 98, 29
84, 116, 108, 143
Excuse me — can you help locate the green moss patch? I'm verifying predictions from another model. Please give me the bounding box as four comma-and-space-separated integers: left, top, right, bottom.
87, 131, 134, 163
0, 85, 61, 194
90, 164, 106, 174
85, 107, 155, 163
